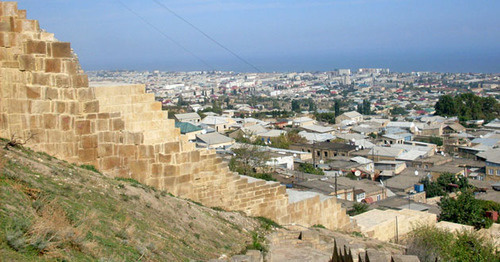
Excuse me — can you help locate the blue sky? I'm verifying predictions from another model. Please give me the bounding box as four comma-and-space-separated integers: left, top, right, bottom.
16, 0, 500, 72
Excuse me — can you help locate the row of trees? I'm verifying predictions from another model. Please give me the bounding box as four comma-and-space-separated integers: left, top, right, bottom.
435, 93, 499, 122
420, 173, 499, 229
420, 173, 469, 198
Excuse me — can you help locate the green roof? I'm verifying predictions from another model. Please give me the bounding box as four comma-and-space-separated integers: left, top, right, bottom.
175, 122, 203, 134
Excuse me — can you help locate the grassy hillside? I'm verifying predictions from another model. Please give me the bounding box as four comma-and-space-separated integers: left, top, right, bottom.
0, 139, 265, 261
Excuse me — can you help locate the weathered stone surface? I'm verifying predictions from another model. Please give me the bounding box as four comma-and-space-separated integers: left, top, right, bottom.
50, 42, 71, 58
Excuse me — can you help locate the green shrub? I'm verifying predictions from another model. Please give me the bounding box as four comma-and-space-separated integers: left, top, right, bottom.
246, 231, 267, 253
298, 163, 324, 175
253, 173, 276, 181
79, 164, 101, 174
256, 216, 282, 230
312, 224, 325, 229
407, 225, 498, 262
348, 203, 369, 216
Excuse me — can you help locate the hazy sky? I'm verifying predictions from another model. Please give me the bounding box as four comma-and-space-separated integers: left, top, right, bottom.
16, 0, 500, 73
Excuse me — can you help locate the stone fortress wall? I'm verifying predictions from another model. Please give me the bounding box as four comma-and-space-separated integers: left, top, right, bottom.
0, 2, 351, 230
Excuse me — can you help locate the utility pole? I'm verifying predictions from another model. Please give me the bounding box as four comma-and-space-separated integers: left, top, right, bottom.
335, 170, 340, 197
312, 134, 317, 168
395, 216, 399, 244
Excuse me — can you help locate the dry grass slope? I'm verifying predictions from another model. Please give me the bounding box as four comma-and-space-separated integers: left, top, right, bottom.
0, 139, 265, 261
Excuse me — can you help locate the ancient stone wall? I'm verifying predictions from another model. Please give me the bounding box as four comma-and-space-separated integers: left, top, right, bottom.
352, 209, 436, 242
0, 1, 351, 230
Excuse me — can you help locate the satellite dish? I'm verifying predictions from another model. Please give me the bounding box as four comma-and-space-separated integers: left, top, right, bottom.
355, 170, 361, 177
414, 170, 419, 176
441, 151, 445, 156
339, 170, 343, 176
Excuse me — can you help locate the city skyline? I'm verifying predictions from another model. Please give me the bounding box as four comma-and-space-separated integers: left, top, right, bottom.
16, 0, 500, 73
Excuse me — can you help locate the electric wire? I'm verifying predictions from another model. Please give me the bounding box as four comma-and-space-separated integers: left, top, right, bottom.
151, 0, 262, 73
116, 0, 216, 71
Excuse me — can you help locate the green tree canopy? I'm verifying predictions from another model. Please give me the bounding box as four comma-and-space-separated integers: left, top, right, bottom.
435, 93, 500, 122
438, 190, 493, 229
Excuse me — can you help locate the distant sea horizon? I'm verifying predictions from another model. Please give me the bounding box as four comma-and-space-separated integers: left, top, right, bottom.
81, 51, 500, 74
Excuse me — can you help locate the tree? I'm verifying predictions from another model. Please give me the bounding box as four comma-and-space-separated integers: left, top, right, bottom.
434, 95, 457, 116
347, 203, 369, 216
420, 173, 469, 198
314, 112, 336, 124
334, 99, 341, 117
390, 106, 408, 116
229, 144, 270, 176
291, 100, 301, 113
298, 163, 324, 175
439, 190, 493, 229
407, 225, 498, 262
307, 98, 316, 112
435, 93, 500, 122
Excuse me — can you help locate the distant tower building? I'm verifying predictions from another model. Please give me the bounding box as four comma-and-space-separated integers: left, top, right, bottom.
341, 75, 351, 85
338, 69, 351, 76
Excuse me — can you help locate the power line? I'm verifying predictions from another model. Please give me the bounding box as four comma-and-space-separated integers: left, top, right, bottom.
151, 0, 262, 73
116, 0, 216, 71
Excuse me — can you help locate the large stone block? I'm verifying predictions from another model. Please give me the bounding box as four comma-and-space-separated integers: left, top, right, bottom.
26, 86, 41, 99
81, 135, 97, 148
100, 156, 120, 170
75, 119, 91, 135
45, 87, 59, 100
78, 148, 97, 162
18, 54, 35, 71
97, 143, 114, 157
25, 40, 46, 54
0, 20, 11, 32
14, 19, 38, 33
50, 42, 71, 58
42, 113, 57, 129
1, 2, 18, 17
54, 74, 70, 87
111, 118, 124, 131
129, 160, 148, 177
71, 74, 88, 87
83, 100, 99, 113
45, 58, 62, 73
60, 115, 72, 131
118, 145, 136, 158
29, 100, 50, 114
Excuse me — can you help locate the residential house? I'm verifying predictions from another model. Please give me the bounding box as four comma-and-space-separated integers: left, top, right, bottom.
175, 122, 204, 141
293, 117, 315, 127
484, 119, 500, 130
417, 123, 443, 136
290, 142, 357, 160
299, 131, 335, 143
174, 112, 201, 124
201, 116, 233, 133
335, 111, 363, 124
382, 133, 413, 145
296, 176, 387, 203
196, 132, 234, 149
443, 122, 466, 134
386, 121, 418, 133
366, 146, 405, 161
477, 149, 500, 179
375, 161, 407, 176
384, 167, 429, 193
300, 124, 335, 134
